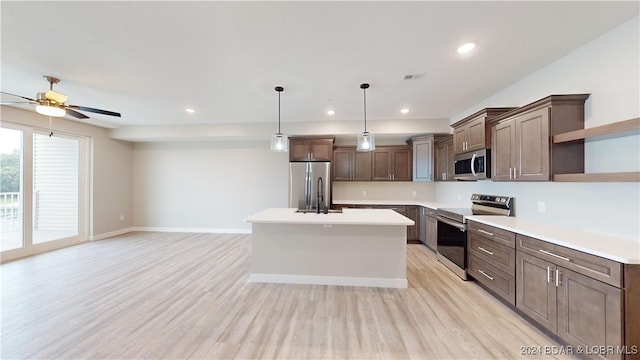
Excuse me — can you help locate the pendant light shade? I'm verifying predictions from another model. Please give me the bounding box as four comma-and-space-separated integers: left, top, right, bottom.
270, 86, 289, 152
356, 83, 375, 152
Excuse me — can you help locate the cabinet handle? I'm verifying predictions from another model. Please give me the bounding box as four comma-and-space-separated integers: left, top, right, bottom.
513, 167, 517, 179
477, 229, 494, 236
478, 270, 494, 281
547, 266, 553, 283
478, 246, 494, 256
509, 167, 513, 179
555, 269, 562, 287
539, 249, 570, 262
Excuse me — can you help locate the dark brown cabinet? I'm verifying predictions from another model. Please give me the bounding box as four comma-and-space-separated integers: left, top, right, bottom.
406, 206, 419, 242
410, 134, 451, 182
289, 137, 334, 162
372, 146, 412, 181
332, 147, 372, 181
452, 108, 514, 154
425, 208, 437, 251
434, 135, 454, 181
467, 221, 516, 305
516, 234, 631, 359
490, 95, 589, 181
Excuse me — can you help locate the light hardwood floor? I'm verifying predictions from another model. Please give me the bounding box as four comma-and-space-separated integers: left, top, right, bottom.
1, 232, 574, 359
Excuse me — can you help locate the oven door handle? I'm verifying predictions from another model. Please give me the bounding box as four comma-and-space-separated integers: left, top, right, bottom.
437, 216, 467, 232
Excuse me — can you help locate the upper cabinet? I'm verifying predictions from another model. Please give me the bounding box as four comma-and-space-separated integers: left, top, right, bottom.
434, 135, 454, 181
372, 146, 412, 181
289, 136, 335, 162
332, 147, 372, 181
452, 108, 514, 154
490, 94, 590, 181
410, 136, 434, 182
410, 134, 452, 182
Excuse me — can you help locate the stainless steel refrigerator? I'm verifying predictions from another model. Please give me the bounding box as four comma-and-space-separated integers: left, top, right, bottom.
289, 162, 331, 211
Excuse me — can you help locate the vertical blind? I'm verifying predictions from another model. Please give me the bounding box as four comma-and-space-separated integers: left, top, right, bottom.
33, 134, 79, 231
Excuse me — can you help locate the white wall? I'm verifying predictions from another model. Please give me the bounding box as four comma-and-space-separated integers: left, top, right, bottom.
0, 106, 134, 239
131, 17, 639, 240
437, 16, 640, 240
132, 141, 289, 232
333, 181, 435, 202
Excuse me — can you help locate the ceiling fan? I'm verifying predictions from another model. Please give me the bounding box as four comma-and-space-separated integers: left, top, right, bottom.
0, 75, 121, 119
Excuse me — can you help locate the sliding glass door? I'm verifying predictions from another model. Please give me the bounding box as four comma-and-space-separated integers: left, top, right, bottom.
0, 127, 24, 251
1, 122, 88, 261
32, 132, 80, 244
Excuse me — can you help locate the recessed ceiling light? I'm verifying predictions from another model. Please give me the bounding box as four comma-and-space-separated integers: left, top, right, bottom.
400, 108, 410, 114
457, 42, 476, 54
185, 108, 196, 113
327, 110, 336, 116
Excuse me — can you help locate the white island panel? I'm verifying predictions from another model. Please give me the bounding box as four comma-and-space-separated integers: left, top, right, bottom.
248, 208, 409, 288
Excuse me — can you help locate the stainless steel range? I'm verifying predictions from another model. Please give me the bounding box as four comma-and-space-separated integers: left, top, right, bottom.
436, 194, 513, 280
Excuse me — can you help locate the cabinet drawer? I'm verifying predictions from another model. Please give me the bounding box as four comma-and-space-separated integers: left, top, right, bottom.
468, 254, 516, 306
517, 234, 622, 288
468, 234, 515, 274
469, 221, 516, 248
425, 207, 437, 217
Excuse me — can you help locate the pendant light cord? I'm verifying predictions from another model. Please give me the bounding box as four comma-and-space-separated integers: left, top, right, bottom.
363, 86, 367, 132
278, 90, 281, 134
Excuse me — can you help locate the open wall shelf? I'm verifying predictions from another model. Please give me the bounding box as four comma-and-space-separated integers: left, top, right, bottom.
552, 117, 640, 182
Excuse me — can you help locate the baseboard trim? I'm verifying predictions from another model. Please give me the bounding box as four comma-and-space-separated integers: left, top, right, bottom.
91, 227, 251, 241
248, 273, 408, 289
90, 227, 136, 241
131, 227, 251, 234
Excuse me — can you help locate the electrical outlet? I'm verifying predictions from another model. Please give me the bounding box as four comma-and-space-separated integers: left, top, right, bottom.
362, 190, 367, 197
412, 191, 417, 197
457, 193, 461, 200
538, 202, 546, 213
120, 214, 125, 221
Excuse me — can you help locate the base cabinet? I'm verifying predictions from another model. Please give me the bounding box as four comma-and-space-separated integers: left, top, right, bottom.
467, 221, 516, 305
425, 211, 437, 252
517, 247, 625, 359
406, 206, 420, 242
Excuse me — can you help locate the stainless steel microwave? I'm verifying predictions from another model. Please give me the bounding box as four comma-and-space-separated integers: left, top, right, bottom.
454, 149, 490, 180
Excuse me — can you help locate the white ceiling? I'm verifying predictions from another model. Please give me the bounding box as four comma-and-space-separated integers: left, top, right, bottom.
1, 1, 638, 141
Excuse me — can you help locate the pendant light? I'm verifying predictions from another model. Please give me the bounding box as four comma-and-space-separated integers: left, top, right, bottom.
356, 83, 375, 152
270, 86, 289, 152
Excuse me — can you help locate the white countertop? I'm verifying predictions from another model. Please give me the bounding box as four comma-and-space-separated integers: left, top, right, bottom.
333, 199, 453, 210
246, 208, 415, 226
468, 215, 640, 264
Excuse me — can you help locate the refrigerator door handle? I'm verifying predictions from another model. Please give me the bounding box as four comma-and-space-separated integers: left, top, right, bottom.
305, 162, 312, 209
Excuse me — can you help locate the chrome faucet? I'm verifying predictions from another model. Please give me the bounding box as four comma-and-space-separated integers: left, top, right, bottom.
316, 176, 325, 214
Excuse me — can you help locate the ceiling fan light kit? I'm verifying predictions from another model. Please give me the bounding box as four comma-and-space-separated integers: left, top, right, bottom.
0, 75, 121, 120
36, 104, 66, 117
356, 83, 375, 152
270, 86, 289, 152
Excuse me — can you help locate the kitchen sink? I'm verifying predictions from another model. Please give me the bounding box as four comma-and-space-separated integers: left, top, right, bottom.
295, 209, 343, 214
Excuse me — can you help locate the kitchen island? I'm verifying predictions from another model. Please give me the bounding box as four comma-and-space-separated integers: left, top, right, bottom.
245, 208, 414, 288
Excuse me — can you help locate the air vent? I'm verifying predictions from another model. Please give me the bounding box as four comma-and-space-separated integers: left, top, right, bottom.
403, 74, 424, 80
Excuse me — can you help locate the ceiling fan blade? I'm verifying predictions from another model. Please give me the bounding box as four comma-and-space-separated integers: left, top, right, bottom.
65, 108, 90, 119
0, 101, 34, 105
67, 104, 121, 117
1, 91, 37, 102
